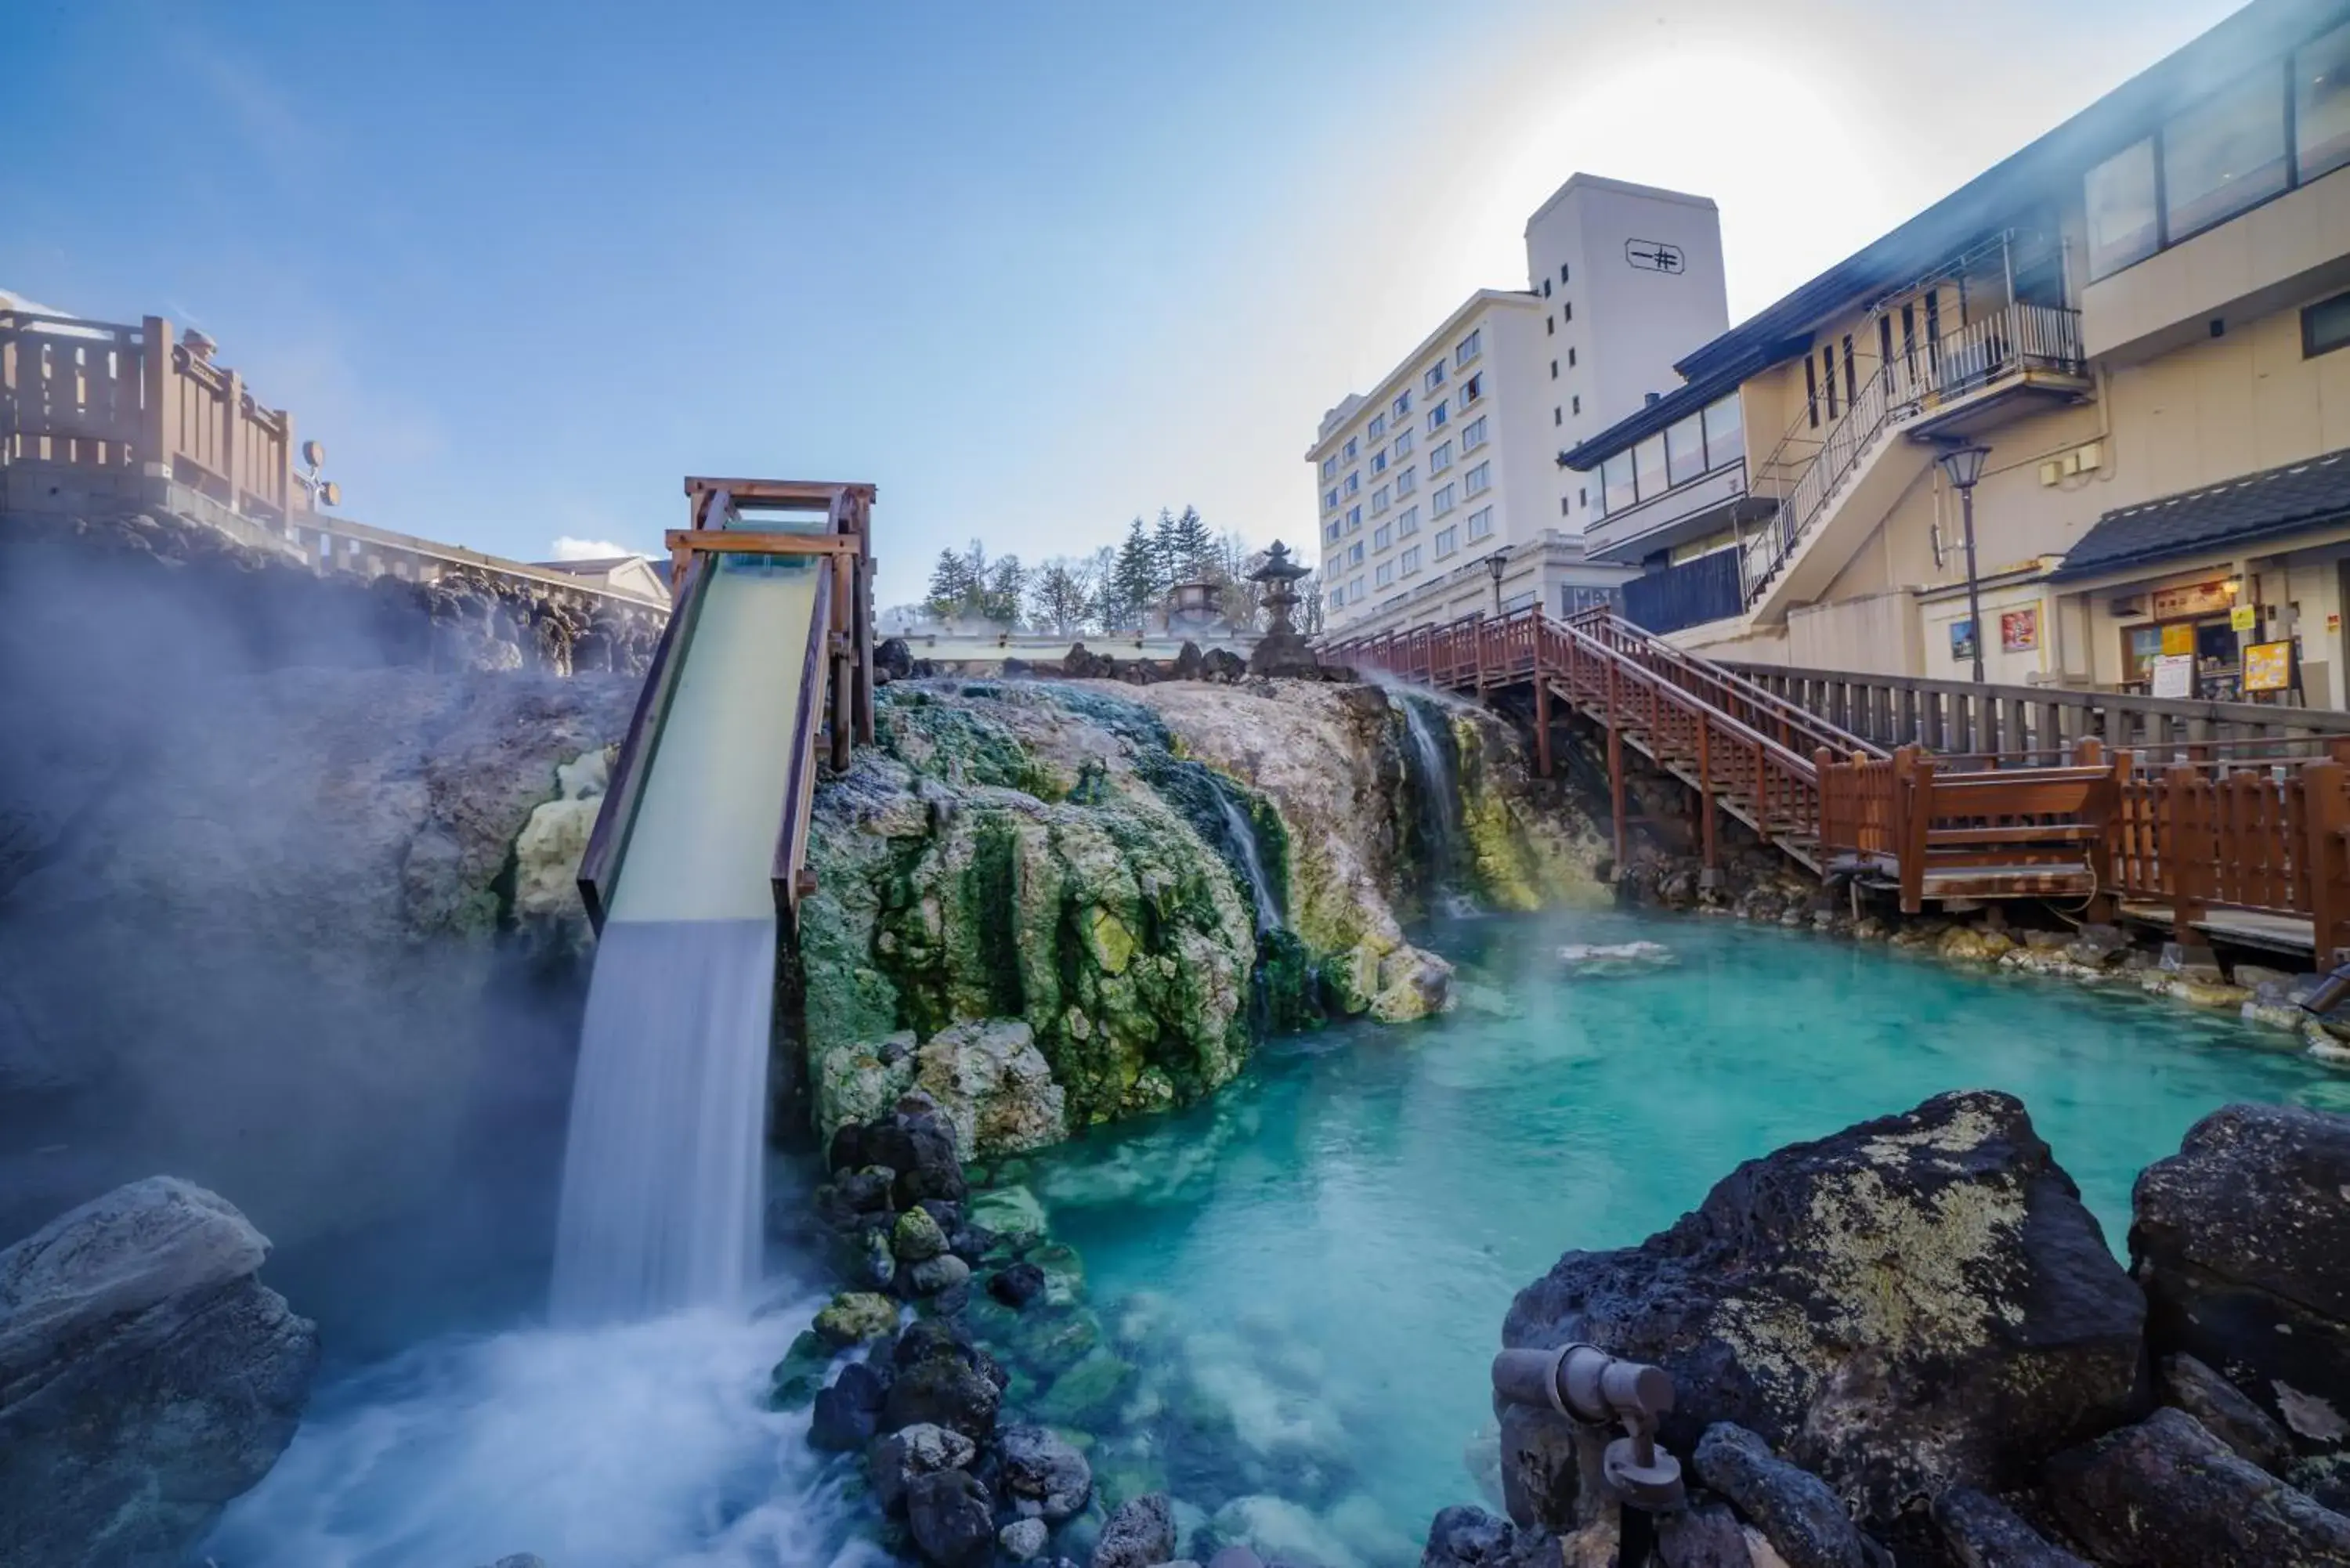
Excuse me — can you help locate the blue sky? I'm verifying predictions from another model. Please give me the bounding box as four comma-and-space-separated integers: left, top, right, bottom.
5, 0, 2236, 607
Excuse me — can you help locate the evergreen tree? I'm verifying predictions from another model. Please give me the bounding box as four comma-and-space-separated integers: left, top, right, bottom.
924, 545, 979, 622
981, 555, 1029, 627
1167, 505, 1214, 582
1151, 508, 1181, 590
1105, 517, 1161, 630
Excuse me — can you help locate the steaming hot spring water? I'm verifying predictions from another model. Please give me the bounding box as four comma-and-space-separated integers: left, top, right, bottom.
208, 848, 2350, 1556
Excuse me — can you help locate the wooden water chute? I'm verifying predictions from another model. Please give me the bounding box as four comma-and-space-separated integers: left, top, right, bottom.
577, 477, 877, 932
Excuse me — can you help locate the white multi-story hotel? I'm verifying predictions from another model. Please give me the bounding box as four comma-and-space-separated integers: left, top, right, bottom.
1310, 174, 1730, 635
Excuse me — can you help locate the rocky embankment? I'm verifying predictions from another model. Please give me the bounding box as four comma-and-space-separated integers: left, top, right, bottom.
1426, 1092, 2350, 1568
796, 677, 1600, 1152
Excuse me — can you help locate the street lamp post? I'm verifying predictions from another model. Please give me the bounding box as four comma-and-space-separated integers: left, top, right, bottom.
1486, 546, 1510, 617
1936, 443, 1992, 684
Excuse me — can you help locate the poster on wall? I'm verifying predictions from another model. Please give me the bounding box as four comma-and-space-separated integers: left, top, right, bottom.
2151, 654, 2196, 698
2000, 606, 2039, 652
1949, 619, 1977, 662
2160, 623, 2197, 656
2231, 604, 2259, 632
2245, 640, 2294, 693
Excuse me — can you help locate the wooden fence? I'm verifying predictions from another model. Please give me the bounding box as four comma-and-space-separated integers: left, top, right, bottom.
2, 310, 295, 521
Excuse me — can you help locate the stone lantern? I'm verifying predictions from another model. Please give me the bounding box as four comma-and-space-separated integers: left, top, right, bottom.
1246, 540, 1321, 677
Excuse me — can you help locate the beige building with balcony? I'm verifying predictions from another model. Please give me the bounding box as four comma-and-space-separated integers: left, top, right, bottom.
1310, 175, 1728, 636
1565, 0, 2350, 710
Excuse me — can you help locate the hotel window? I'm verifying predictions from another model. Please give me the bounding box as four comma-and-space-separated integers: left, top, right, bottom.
1401, 545, 1423, 575
1394, 428, 1414, 458
1425, 363, 1446, 392
1397, 504, 1419, 537
1349, 576, 1365, 602
1430, 439, 1453, 473
1551, 359, 1558, 379
1567, 346, 1576, 367
2302, 23, 2350, 180
1396, 464, 1418, 495
2084, 140, 2160, 279
1374, 522, 1393, 550
1547, 316, 1555, 335
1434, 482, 1458, 515
1665, 412, 1706, 488
1368, 413, 1386, 439
1842, 334, 1857, 405
1555, 408, 1563, 426
1393, 389, 1412, 419
2164, 67, 2290, 240
1702, 393, 1742, 466
1344, 437, 1358, 461
1372, 484, 1391, 515
2305, 290, 2350, 356
1462, 372, 1484, 403
1428, 402, 1450, 432
1601, 452, 1635, 515
1323, 487, 1339, 511
1455, 328, 1482, 367
1562, 301, 1572, 322
1821, 345, 1838, 419
1542, 279, 1553, 298
1560, 497, 1571, 515
1464, 461, 1491, 497
1560, 263, 1570, 282
1435, 526, 1459, 558
1349, 541, 1365, 566
1634, 434, 1666, 500
1376, 561, 1394, 588
1572, 394, 1582, 415
1371, 450, 1388, 475
1804, 356, 1820, 428
1346, 471, 1360, 496
1466, 506, 1494, 540
1347, 504, 1361, 531
1462, 415, 1488, 450
1324, 519, 1342, 544
1321, 456, 1337, 481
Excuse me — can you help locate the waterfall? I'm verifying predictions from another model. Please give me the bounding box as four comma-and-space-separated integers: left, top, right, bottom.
548, 917, 774, 1326
1209, 781, 1283, 935
1392, 688, 1469, 905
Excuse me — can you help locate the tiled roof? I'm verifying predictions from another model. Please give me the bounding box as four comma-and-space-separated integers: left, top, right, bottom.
2050, 447, 2350, 581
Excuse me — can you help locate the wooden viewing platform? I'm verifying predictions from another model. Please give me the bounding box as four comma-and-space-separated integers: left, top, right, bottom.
1325, 606, 2350, 963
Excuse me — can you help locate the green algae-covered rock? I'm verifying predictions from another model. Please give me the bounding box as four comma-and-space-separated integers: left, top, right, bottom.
1034, 1350, 1133, 1426
767, 1329, 833, 1411
1029, 1241, 1086, 1305
813, 1291, 898, 1348
969, 1184, 1049, 1247
891, 1206, 947, 1263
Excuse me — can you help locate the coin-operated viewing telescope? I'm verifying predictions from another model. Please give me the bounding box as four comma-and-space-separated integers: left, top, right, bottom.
1491, 1342, 1686, 1511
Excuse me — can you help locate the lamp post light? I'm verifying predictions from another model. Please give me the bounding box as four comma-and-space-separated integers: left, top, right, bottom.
1936, 443, 1992, 684
1486, 546, 1510, 617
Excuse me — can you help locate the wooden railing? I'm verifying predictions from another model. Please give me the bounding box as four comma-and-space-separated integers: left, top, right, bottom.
1726, 660, 2350, 763
2, 309, 298, 521
1336, 604, 2350, 957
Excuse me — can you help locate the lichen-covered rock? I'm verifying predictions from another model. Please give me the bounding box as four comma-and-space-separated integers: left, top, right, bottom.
0, 1177, 320, 1568
1497, 1092, 2145, 1533
2158, 1352, 2294, 1472
2044, 1405, 2350, 1566
1940, 925, 2016, 963
814, 1291, 899, 1347
1423, 1504, 1518, 1566
2133, 1103, 2350, 1451
815, 1033, 919, 1141
508, 746, 613, 943
1092, 1492, 1177, 1568
906, 1466, 996, 1567
869, 1421, 978, 1515
914, 1018, 1069, 1158
1000, 1422, 1094, 1522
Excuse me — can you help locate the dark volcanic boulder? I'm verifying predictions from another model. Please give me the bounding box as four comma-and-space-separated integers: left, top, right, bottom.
906, 1466, 995, 1566
1498, 1092, 2146, 1532
2044, 1405, 2350, 1566
1691, 1423, 1875, 1568
883, 1353, 1002, 1440
999, 1422, 1093, 1523
1422, 1504, 1517, 1566
1930, 1487, 2089, 1567
1090, 1492, 1175, 1568
2157, 1352, 2293, 1472
0, 1177, 320, 1568
2132, 1103, 2350, 1446
1653, 1501, 1753, 1568
859, 1094, 970, 1208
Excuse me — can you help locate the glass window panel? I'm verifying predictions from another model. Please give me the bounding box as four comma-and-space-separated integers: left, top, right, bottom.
1665, 413, 1706, 488
1602, 454, 1636, 516
2084, 139, 2160, 280
2162, 69, 2289, 240
1634, 434, 1668, 501
2300, 23, 2350, 182
1702, 395, 1744, 469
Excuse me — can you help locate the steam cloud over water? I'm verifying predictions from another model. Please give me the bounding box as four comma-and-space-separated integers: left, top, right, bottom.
0, 523, 630, 1353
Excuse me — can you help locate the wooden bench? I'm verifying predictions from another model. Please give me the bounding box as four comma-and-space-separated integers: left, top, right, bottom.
1893, 746, 2122, 913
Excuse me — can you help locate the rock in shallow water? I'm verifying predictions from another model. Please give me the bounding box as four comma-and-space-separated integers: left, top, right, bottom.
999, 1422, 1094, 1522
1091, 1491, 1176, 1568
999, 1517, 1050, 1562
915, 1017, 1071, 1158
906, 1467, 995, 1566
2044, 1405, 2350, 1566
1497, 1090, 2145, 1533
0, 1176, 320, 1568
869, 1422, 978, 1515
